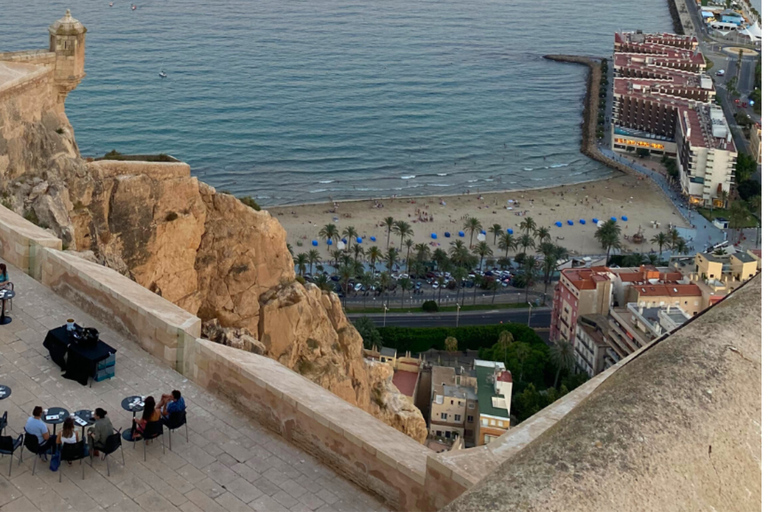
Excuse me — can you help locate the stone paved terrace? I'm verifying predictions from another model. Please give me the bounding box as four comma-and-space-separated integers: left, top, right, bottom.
0, 260, 385, 512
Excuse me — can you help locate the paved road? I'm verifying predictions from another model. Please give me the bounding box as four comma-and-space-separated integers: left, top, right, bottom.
348, 307, 552, 328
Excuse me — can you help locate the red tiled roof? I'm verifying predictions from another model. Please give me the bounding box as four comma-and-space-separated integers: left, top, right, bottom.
496, 371, 513, 383
392, 371, 418, 398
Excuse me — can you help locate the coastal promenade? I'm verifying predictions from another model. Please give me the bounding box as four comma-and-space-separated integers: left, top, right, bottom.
0, 262, 381, 512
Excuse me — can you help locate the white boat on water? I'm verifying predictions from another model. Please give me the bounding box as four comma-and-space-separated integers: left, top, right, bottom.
159, 70, 167, 78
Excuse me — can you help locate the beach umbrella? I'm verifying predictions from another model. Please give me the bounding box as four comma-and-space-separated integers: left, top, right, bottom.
610, 217, 617, 222
342, 238, 348, 244
370, 236, 376, 242
555, 221, 563, 227
356, 237, 363, 244
431, 233, 437, 239
567, 220, 574, 226
477, 233, 486, 241
444, 232, 451, 238
312, 240, 318, 246
326, 239, 333, 245
480, 230, 486, 235
507, 228, 514, 234
592, 218, 599, 224
621, 215, 628, 221
579, 219, 586, 225
459, 231, 465, 237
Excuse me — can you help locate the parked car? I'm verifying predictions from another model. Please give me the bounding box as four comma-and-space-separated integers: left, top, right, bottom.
354, 283, 363, 292
716, 69, 725, 76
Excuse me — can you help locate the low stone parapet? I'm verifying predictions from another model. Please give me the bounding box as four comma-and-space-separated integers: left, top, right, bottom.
186, 338, 468, 511
0, 204, 62, 279
86, 159, 190, 181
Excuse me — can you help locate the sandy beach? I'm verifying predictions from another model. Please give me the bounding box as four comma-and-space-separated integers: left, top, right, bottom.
270, 174, 690, 259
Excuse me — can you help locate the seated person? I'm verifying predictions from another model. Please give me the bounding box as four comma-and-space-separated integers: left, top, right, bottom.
157, 390, 186, 420
25, 406, 56, 457
87, 408, 113, 457
132, 396, 161, 439
57, 417, 80, 465
0, 263, 9, 289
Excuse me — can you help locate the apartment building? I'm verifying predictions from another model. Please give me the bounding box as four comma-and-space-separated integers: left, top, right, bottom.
475, 360, 513, 447
549, 264, 683, 343
574, 315, 618, 377
610, 31, 736, 207
575, 301, 690, 377
429, 366, 479, 445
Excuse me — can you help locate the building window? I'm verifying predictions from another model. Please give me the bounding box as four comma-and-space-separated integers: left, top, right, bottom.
468, 415, 474, 423
441, 413, 447, 420
490, 419, 496, 426
484, 435, 493, 444
458, 401, 462, 406
454, 414, 461, 422
450, 400, 454, 405
481, 418, 489, 427
468, 402, 475, 409
437, 431, 443, 437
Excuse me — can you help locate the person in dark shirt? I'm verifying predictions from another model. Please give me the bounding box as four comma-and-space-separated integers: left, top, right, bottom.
88, 408, 114, 457
157, 390, 186, 420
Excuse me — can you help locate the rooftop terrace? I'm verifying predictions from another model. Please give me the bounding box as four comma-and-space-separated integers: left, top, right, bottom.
0, 260, 382, 512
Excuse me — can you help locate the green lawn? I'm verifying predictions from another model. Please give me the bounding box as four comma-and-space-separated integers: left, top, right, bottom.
345, 302, 533, 314
698, 208, 759, 228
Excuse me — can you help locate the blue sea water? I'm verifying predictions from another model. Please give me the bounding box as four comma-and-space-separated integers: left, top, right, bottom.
2, 0, 672, 206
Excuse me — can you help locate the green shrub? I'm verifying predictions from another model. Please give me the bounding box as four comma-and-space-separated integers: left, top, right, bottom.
239, 196, 261, 211
377, 323, 542, 354
295, 275, 306, 285
421, 300, 439, 312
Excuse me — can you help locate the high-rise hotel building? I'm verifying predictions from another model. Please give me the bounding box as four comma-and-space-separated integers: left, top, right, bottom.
610, 32, 736, 207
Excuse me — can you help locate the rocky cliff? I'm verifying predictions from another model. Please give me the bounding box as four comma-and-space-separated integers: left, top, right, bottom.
0, 68, 427, 442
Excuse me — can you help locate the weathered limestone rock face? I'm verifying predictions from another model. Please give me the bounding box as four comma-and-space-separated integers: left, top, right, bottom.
0, 75, 427, 441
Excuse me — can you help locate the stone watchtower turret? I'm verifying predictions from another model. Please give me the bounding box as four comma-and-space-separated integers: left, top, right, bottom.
48, 9, 86, 104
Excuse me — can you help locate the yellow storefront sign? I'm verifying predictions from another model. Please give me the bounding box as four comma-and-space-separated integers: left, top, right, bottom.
615, 138, 664, 150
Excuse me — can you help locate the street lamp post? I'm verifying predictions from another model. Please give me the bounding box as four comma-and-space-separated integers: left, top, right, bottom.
383, 303, 389, 328
527, 302, 533, 328
456, 303, 461, 327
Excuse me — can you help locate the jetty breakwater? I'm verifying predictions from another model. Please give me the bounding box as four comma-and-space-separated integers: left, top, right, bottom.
542, 54, 685, 217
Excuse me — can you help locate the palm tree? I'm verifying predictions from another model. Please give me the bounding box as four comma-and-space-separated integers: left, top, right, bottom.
294, 253, 308, 275
319, 223, 340, 250
378, 272, 391, 297
498, 233, 517, 258
307, 249, 321, 275
366, 246, 382, 272
594, 219, 622, 263
674, 238, 689, 255
360, 272, 375, 309
518, 233, 535, 255
450, 240, 469, 267
550, 339, 575, 389
339, 263, 354, 308
748, 195, 761, 213
397, 277, 411, 308
650, 232, 669, 257
385, 247, 398, 273
287, 243, 294, 256
521, 255, 539, 302
393, 220, 413, 251
404, 239, 414, 273
435, 260, 452, 305
432, 249, 449, 274
536, 227, 551, 244
538, 242, 567, 296
464, 217, 482, 248
383, 216, 395, 248
352, 244, 365, 262
342, 226, 358, 251
521, 216, 537, 236
472, 242, 493, 271
667, 229, 681, 251
511, 342, 530, 382
415, 243, 431, 263
491, 224, 503, 246
331, 249, 343, 268
452, 266, 469, 306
